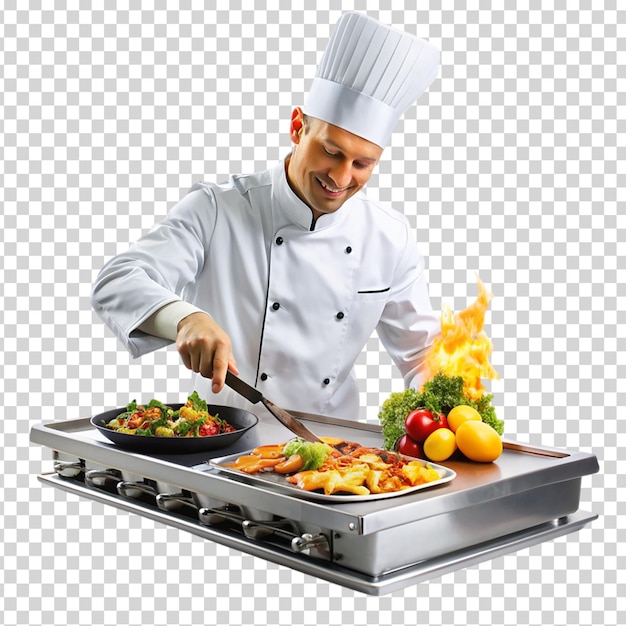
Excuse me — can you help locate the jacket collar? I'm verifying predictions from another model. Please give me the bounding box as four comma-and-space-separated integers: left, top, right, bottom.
271, 156, 352, 231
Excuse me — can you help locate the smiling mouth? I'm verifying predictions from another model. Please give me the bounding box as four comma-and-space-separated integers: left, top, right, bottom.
318, 179, 350, 195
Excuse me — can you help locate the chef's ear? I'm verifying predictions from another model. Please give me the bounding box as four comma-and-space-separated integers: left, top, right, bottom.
290, 107, 304, 144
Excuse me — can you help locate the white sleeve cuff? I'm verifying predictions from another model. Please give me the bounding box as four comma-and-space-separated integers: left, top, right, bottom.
138, 301, 205, 341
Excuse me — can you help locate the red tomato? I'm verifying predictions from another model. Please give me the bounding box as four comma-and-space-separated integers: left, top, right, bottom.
199, 422, 219, 437
404, 409, 448, 443
395, 434, 423, 459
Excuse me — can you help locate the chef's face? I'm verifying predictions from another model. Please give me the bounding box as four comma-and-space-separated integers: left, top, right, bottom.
286, 108, 383, 221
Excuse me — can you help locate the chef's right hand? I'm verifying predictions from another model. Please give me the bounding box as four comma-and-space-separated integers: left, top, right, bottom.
175, 312, 238, 393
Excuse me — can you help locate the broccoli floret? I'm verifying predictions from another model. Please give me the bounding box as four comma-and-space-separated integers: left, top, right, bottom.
301, 442, 332, 470
282, 438, 332, 470
377, 388, 423, 450
418, 372, 466, 415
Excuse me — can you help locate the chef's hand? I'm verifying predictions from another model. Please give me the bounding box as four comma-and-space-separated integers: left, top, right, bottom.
175, 312, 238, 393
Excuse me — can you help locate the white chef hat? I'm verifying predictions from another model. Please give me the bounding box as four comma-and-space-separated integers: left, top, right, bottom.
304, 12, 440, 148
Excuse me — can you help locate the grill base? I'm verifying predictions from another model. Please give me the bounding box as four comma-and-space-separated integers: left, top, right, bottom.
31, 412, 599, 595
37, 472, 597, 595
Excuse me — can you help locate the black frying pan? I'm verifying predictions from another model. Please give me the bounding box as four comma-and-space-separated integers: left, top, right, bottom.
91, 403, 258, 454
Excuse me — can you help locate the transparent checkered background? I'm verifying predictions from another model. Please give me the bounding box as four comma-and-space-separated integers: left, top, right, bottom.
1, 1, 623, 625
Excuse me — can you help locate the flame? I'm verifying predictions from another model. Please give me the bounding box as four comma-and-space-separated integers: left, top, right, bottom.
424, 276, 499, 399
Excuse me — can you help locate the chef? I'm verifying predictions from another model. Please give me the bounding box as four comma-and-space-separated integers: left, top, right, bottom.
91, 12, 442, 420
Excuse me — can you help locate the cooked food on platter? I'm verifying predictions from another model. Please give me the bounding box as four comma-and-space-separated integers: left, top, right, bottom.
211, 437, 455, 501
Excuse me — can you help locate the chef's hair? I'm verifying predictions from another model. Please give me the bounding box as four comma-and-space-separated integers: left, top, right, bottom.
300, 114, 312, 135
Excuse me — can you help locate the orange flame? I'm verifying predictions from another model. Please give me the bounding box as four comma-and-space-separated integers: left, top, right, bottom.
424, 276, 499, 399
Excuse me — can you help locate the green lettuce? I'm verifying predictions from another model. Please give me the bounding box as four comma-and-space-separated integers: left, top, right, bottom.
282, 438, 332, 470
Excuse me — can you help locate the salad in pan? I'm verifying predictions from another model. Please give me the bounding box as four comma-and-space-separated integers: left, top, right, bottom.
105, 391, 236, 438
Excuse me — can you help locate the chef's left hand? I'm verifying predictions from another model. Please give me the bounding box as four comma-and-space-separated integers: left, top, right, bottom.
175, 312, 239, 393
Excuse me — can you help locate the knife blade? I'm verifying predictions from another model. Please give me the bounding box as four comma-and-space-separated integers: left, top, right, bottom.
225, 371, 322, 443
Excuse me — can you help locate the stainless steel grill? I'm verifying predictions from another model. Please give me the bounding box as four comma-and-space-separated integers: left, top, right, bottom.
31, 409, 598, 595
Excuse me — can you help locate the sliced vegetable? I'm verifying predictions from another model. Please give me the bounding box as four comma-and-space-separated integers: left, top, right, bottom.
273, 454, 305, 474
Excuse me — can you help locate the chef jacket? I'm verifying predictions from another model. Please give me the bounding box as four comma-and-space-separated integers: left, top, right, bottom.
91, 158, 441, 419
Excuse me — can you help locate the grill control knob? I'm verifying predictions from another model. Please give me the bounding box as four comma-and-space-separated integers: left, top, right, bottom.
290, 533, 329, 555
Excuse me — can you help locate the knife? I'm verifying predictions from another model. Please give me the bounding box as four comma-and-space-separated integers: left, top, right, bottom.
225, 371, 322, 443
